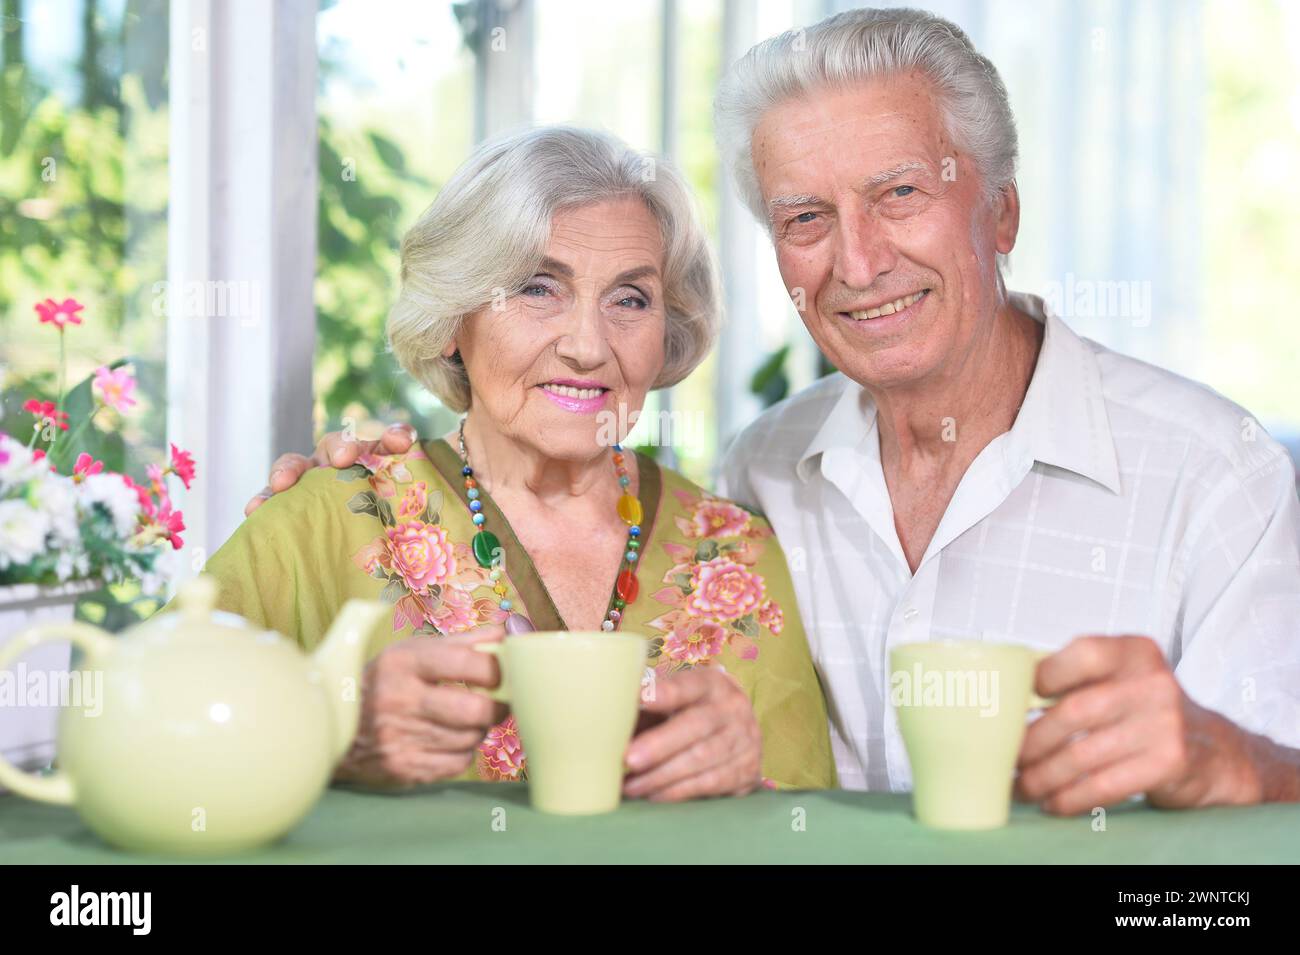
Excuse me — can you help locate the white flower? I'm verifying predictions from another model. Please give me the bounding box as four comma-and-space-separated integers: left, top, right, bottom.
0, 499, 52, 570
54, 547, 90, 582
79, 473, 142, 538
28, 470, 79, 543
0, 435, 49, 490
138, 545, 179, 596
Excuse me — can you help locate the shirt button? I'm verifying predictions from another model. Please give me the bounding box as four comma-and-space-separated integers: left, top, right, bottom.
903, 607, 919, 621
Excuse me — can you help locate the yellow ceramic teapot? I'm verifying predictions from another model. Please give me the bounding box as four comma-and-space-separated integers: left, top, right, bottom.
0, 574, 388, 855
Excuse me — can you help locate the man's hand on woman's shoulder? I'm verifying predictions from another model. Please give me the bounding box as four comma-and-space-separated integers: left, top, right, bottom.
244, 423, 419, 516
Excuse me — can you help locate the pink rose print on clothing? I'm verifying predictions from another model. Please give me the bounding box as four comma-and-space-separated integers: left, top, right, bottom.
757, 599, 784, 636
386, 521, 456, 593
480, 716, 526, 781
356, 450, 418, 498
663, 620, 729, 664
396, 481, 428, 519
685, 557, 765, 622
429, 586, 477, 634
689, 499, 751, 539
648, 488, 786, 668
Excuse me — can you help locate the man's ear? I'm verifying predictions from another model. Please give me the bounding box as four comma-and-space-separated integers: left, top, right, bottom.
995, 181, 1020, 255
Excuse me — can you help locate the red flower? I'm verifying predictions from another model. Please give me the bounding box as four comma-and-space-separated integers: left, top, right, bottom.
23, 398, 69, 431
34, 297, 85, 329
72, 452, 104, 483
169, 443, 196, 490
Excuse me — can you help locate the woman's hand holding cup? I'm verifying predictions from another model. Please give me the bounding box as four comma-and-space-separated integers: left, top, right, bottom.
333, 625, 507, 788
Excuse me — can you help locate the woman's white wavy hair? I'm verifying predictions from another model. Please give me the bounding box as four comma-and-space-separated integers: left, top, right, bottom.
387, 125, 721, 413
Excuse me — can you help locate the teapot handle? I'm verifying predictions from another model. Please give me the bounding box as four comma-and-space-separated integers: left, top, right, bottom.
0, 621, 114, 805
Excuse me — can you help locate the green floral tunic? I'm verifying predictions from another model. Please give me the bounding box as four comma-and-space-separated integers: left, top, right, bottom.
199, 439, 835, 790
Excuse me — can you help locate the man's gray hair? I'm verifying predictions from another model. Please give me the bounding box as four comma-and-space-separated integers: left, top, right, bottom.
714, 6, 1019, 225
388, 125, 720, 413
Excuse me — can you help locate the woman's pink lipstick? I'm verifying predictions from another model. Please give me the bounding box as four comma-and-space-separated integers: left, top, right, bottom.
536, 379, 611, 414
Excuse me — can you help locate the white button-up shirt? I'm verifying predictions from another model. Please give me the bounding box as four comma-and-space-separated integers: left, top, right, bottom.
718, 292, 1300, 791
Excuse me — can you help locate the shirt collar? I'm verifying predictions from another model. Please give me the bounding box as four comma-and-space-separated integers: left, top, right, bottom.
796, 291, 1121, 494
1005, 291, 1121, 493
795, 376, 878, 483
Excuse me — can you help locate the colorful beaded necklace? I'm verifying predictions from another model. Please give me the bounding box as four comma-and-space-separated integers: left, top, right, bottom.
456, 417, 643, 633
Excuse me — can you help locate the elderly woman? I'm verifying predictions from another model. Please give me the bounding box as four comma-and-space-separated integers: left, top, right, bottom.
207, 126, 834, 799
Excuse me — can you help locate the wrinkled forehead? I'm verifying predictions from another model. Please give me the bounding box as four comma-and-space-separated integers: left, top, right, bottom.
543, 199, 666, 277
751, 74, 953, 193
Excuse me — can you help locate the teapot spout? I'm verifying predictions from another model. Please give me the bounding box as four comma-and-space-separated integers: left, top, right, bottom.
311, 599, 388, 763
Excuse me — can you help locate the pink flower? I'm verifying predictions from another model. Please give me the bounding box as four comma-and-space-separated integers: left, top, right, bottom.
428, 586, 476, 633
169, 443, 196, 490
663, 621, 728, 664
93, 365, 137, 413
72, 453, 103, 483
757, 599, 784, 635
35, 297, 84, 329
479, 717, 526, 780
146, 462, 167, 502
120, 474, 152, 509
154, 501, 185, 550
691, 500, 751, 539
472, 596, 509, 626
356, 451, 412, 498
385, 521, 456, 593
23, 398, 69, 432
685, 557, 766, 622
353, 537, 389, 577
396, 481, 428, 519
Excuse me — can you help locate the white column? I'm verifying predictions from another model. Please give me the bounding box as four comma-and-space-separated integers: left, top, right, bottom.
166, 0, 318, 580
714, 0, 768, 451
473, 0, 535, 142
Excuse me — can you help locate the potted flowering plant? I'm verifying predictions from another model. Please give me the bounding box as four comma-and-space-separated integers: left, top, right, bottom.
0, 296, 196, 774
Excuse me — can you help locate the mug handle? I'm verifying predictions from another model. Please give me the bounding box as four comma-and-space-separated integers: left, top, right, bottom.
471, 643, 509, 702
0, 621, 114, 804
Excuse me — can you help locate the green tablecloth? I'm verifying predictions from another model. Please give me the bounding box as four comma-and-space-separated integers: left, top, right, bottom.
3, 783, 1298, 863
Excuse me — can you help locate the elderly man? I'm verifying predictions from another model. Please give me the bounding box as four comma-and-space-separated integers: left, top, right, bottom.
251, 7, 1300, 812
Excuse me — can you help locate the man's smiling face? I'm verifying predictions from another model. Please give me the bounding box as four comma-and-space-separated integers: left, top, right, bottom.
752, 71, 1020, 391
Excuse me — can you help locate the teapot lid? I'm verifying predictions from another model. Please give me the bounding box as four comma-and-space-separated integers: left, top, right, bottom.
178, 574, 219, 617
146, 574, 261, 638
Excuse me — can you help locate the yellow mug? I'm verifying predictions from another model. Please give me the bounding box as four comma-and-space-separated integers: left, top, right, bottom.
890, 639, 1056, 830
474, 630, 648, 815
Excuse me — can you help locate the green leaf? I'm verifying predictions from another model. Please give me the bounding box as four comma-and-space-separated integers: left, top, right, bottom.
346, 491, 379, 517
335, 464, 369, 482
734, 614, 758, 637
750, 344, 791, 408
379, 578, 405, 603
694, 540, 719, 563
422, 489, 444, 526
367, 131, 407, 173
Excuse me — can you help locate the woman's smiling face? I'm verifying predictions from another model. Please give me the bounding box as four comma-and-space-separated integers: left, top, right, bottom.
449, 197, 667, 459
